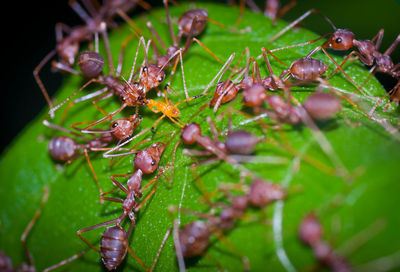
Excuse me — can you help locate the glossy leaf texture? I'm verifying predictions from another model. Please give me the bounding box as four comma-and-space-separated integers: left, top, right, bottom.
1, 3, 400, 272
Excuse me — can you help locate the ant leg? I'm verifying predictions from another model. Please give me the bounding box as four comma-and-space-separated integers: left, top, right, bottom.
81, 104, 127, 132
384, 33, 400, 56
77, 218, 120, 253
189, 38, 223, 65
271, 0, 297, 24
317, 78, 358, 108
149, 228, 172, 272
33, 50, 57, 117
269, 9, 336, 42
21, 187, 50, 267
369, 81, 400, 116
371, 29, 385, 51
42, 250, 86, 272
206, 117, 223, 141
146, 21, 168, 50
99, 22, 114, 76
163, 0, 177, 46
49, 78, 100, 117
213, 231, 250, 271
123, 240, 151, 272
128, 36, 148, 82
69, 0, 92, 24
42, 120, 89, 141
103, 128, 151, 158
83, 149, 104, 204
202, 53, 236, 95
320, 48, 370, 98
151, 115, 166, 133
116, 33, 137, 77
51, 61, 80, 75
116, 9, 143, 36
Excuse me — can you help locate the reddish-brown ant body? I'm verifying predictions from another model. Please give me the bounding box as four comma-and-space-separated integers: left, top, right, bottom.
43, 115, 142, 201
299, 213, 351, 272
0, 187, 85, 272
49, 33, 147, 119
269, 10, 399, 95
142, 0, 225, 99
180, 120, 261, 164
172, 177, 286, 269
34, 0, 139, 115
78, 144, 169, 271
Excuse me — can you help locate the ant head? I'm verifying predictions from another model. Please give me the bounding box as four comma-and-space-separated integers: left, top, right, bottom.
181, 123, 201, 145
323, 29, 355, 50
110, 117, 136, 141
77, 51, 104, 78
141, 64, 165, 90
134, 142, 165, 174
298, 212, 323, 246
178, 9, 208, 37
226, 130, 259, 155
242, 84, 267, 107
59, 39, 79, 66
178, 221, 210, 257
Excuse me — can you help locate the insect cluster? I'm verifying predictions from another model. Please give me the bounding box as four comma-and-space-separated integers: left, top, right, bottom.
2, 0, 400, 272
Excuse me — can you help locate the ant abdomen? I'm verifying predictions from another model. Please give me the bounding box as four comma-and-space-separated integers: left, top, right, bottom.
100, 225, 128, 271
225, 130, 259, 155
248, 179, 286, 207
178, 9, 208, 37
179, 221, 210, 257
48, 136, 78, 162
78, 51, 105, 78
302, 92, 342, 120
290, 58, 328, 81
181, 123, 201, 145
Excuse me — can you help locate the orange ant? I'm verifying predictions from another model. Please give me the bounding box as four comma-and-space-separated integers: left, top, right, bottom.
139, 84, 203, 132
0, 187, 85, 272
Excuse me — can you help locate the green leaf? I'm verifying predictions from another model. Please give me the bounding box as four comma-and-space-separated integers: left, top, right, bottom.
1, 3, 400, 272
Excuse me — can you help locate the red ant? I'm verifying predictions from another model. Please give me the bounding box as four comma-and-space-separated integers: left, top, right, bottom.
170, 174, 286, 270
0, 187, 85, 272
204, 47, 350, 114
299, 213, 351, 272
77, 141, 170, 271
48, 29, 148, 120
43, 114, 142, 201
180, 117, 262, 168
269, 10, 400, 97
34, 0, 139, 116
141, 0, 225, 99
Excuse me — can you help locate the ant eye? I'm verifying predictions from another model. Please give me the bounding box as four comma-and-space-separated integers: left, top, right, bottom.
158, 77, 163, 83
151, 160, 156, 166
121, 96, 126, 102
142, 66, 147, 72
112, 122, 118, 128
335, 38, 342, 43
